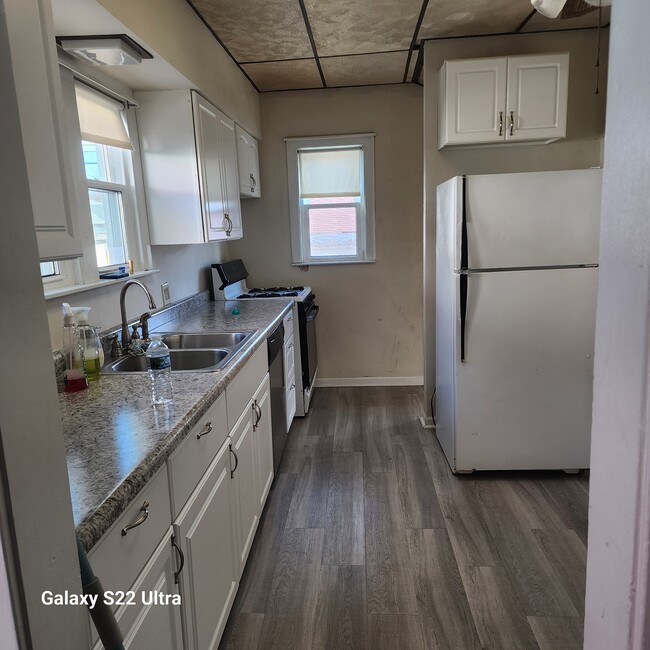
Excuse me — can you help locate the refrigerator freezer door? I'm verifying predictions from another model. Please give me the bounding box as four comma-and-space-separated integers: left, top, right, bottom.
455, 169, 602, 271
453, 267, 597, 471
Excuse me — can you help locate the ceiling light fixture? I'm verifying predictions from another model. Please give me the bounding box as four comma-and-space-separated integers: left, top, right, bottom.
56, 34, 153, 66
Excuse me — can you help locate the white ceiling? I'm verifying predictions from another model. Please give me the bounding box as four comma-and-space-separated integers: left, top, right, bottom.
187, 0, 611, 91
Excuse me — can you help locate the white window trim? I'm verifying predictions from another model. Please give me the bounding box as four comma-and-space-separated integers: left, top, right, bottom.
286, 133, 376, 266
42, 62, 152, 294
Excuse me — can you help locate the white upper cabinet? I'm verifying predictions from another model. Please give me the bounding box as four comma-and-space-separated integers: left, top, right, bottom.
135, 90, 243, 244
5, 0, 83, 261
235, 125, 261, 198
505, 54, 569, 143
438, 53, 569, 149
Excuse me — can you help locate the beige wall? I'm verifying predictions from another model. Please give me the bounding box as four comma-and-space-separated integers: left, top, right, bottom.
423, 29, 609, 417
96, 0, 261, 137
230, 84, 424, 382
46, 242, 227, 350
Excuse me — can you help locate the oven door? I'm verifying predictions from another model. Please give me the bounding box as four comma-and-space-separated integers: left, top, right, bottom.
299, 303, 319, 389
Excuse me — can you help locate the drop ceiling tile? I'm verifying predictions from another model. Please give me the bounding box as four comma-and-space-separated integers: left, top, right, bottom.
303, 0, 423, 56
241, 59, 323, 91
320, 51, 408, 88
419, 0, 532, 39
189, 0, 312, 62
521, 6, 611, 31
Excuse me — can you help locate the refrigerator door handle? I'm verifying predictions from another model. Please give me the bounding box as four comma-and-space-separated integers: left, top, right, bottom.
460, 175, 469, 362
460, 273, 468, 362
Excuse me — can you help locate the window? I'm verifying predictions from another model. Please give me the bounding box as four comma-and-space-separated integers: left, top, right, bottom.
286, 134, 375, 265
75, 83, 134, 271
39, 68, 153, 295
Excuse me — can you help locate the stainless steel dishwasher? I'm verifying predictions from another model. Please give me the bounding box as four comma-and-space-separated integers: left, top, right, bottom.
267, 322, 287, 473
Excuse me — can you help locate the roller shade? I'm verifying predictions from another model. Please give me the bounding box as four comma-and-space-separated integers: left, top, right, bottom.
298, 147, 362, 198
74, 82, 132, 150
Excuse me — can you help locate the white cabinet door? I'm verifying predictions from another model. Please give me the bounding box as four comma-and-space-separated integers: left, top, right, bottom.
506, 53, 569, 142
229, 406, 259, 573
249, 137, 261, 198
174, 439, 238, 650
440, 57, 507, 147
218, 113, 243, 239
236, 125, 261, 199
192, 93, 228, 241
5, 0, 82, 261
253, 375, 274, 511
92, 531, 183, 650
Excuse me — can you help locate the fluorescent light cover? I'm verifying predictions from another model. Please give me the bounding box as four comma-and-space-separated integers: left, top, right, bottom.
61, 37, 142, 66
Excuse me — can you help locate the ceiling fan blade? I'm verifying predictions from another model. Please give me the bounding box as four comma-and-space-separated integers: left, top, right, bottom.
560, 0, 597, 18
531, 0, 567, 18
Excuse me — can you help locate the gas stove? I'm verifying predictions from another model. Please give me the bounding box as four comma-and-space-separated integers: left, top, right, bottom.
211, 260, 312, 302
238, 286, 306, 299
211, 260, 319, 418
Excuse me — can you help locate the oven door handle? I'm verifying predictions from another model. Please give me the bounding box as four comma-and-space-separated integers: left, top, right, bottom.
305, 305, 319, 321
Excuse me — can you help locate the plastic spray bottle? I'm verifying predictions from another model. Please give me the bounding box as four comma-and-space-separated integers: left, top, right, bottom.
71, 306, 103, 381
62, 303, 88, 392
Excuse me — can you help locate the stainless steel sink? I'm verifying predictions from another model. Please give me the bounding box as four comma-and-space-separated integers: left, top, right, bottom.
100, 330, 255, 374
158, 331, 254, 350
102, 348, 231, 374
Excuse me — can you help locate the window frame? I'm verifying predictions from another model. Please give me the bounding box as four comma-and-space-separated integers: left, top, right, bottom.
286, 133, 375, 266
41, 63, 152, 293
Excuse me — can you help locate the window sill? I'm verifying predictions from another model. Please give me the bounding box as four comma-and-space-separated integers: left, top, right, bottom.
43, 269, 160, 301
291, 259, 376, 266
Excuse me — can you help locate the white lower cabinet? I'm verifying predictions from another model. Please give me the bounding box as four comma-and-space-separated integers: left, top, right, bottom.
252, 375, 274, 512
230, 402, 259, 571
88, 347, 276, 650
174, 439, 238, 650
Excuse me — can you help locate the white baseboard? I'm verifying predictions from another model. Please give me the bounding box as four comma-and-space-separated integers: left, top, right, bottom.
315, 376, 424, 388
419, 416, 435, 430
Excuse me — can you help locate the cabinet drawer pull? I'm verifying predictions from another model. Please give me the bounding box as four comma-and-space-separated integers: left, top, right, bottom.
171, 533, 185, 584
509, 111, 515, 136
229, 444, 239, 478
498, 111, 503, 136
252, 400, 262, 430
196, 421, 213, 439
121, 501, 149, 536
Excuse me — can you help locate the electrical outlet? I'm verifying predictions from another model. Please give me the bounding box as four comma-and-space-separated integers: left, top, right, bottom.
161, 282, 171, 306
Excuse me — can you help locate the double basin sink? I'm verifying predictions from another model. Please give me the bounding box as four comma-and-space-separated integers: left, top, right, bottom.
101, 331, 255, 374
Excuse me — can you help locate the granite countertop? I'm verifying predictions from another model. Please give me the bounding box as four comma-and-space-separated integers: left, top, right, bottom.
60, 297, 292, 550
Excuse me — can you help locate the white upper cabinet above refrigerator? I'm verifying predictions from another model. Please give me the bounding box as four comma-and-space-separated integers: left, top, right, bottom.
438, 53, 569, 149
136, 90, 243, 244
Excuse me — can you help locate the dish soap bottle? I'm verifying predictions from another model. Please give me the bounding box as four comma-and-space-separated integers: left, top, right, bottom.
62, 303, 88, 392
72, 306, 103, 381
145, 335, 173, 404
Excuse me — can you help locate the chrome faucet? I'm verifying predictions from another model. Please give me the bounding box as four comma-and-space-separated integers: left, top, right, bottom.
119, 280, 157, 352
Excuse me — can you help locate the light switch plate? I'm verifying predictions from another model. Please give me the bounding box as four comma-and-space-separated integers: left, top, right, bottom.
161, 282, 171, 306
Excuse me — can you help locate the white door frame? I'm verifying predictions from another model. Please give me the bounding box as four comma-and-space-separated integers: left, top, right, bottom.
584, 1, 650, 648
0, 2, 88, 646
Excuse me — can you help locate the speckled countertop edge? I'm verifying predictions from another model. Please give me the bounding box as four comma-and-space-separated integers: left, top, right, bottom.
67, 298, 293, 551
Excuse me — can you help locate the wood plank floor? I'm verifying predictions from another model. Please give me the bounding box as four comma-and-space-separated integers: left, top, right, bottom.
220, 387, 588, 650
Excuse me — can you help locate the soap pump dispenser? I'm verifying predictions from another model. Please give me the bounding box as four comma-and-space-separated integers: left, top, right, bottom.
71, 306, 103, 381
62, 303, 88, 392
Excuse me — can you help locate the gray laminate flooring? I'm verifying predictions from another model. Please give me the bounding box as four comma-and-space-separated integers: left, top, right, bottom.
219, 387, 588, 650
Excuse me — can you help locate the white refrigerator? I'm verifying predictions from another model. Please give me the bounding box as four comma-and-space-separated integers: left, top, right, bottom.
435, 169, 602, 473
